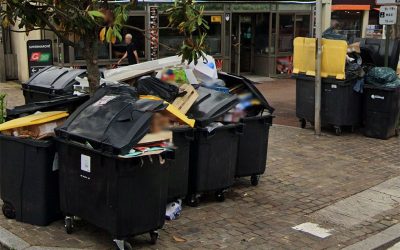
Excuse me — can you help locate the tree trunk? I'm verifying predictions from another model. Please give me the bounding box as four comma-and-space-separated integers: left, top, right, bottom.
83, 34, 100, 94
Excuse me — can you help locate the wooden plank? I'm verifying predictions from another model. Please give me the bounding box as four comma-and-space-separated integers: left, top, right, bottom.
106, 69, 154, 82
172, 84, 199, 114
137, 131, 173, 145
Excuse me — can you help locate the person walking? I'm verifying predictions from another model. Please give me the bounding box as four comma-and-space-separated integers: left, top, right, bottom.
117, 34, 140, 66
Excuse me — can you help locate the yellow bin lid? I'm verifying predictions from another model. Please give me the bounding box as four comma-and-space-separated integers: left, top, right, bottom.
0, 111, 69, 131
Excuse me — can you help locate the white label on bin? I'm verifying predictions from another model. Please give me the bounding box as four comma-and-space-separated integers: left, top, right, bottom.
52, 153, 59, 171
81, 154, 91, 173
331, 84, 337, 89
371, 95, 385, 100
93, 95, 116, 107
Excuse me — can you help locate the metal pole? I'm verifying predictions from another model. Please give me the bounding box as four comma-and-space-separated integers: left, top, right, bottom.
315, 0, 323, 135
384, 25, 390, 67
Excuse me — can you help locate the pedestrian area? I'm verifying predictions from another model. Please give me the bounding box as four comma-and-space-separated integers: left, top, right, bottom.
0, 124, 399, 249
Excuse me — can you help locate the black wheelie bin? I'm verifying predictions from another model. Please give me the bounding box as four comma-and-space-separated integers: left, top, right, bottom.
185, 87, 241, 206
363, 67, 400, 139
295, 74, 362, 135
218, 72, 275, 186
167, 127, 193, 202
55, 85, 171, 250
0, 135, 61, 226
22, 66, 86, 104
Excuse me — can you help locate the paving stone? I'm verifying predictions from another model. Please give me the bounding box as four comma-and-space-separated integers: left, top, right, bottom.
0, 83, 399, 249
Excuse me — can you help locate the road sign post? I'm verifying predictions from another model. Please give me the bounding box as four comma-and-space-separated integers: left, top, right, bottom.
379, 6, 397, 67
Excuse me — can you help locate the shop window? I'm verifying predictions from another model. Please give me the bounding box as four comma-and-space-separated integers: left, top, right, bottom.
255, 13, 270, 55
332, 11, 362, 40
159, 15, 183, 57
159, 15, 222, 57
112, 15, 146, 60
295, 15, 311, 38
278, 14, 294, 53
74, 37, 110, 61
366, 10, 383, 39
204, 15, 222, 55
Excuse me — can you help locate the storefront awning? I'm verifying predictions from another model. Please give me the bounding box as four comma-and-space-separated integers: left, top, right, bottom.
332, 4, 371, 10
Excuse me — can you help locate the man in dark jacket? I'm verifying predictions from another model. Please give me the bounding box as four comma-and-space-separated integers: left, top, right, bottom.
117, 33, 140, 65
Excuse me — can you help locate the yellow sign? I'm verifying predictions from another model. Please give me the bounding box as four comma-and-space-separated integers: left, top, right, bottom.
211, 16, 222, 23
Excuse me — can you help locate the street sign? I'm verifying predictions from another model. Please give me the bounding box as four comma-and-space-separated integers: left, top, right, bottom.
27, 40, 53, 77
379, 6, 398, 25
376, 0, 400, 5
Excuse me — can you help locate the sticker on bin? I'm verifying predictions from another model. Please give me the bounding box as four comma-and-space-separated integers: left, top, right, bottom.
371, 95, 385, 100
331, 84, 337, 89
93, 95, 117, 107
81, 154, 91, 173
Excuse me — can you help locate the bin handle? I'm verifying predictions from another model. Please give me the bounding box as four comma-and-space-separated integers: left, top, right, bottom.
184, 129, 195, 141
234, 124, 245, 135
205, 129, 216, 139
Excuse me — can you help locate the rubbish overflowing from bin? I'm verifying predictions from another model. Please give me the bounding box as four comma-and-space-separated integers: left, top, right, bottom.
293, 37, 400, 138
0, 55, 275, 249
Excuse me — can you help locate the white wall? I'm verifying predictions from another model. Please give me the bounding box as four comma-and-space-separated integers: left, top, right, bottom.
10, 22, 41, 82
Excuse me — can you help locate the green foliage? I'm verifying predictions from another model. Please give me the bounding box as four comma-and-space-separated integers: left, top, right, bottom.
0, 93, 6, 124
165, 0, 209, 65
0, 1, 133, 47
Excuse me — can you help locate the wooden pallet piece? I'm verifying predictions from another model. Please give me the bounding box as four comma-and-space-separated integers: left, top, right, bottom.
172, 84, 199, 114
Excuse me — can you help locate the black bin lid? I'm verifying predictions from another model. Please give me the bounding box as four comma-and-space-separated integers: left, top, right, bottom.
25, 66, 86, 91
217, 72, 275, 114
187, 86, 239, 126
56, 85, 167, 155
6, 95, 90, 119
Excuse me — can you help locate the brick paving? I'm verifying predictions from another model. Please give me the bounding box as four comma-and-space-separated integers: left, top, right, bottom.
0, 82, 399, 249
0, 124, 397, 249
0, 82, 24, 109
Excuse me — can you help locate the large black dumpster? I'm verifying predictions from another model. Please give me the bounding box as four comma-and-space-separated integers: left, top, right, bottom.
295, 75, 362, 135
6, 95, 89, 121
218, 72, 275, 185
363, 85, 400, 139
22, 66, 86, 104
56, 139, 168, 248
0, 135, 61, 226
55, 85, 171, 249
167, 127, 193, 202
186, 124, 242, 206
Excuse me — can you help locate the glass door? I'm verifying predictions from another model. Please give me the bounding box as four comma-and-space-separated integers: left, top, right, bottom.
239, 15, 254, 73
275, 13, 294, 75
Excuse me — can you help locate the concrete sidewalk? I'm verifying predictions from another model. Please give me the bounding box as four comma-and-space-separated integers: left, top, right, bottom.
0, 125, 398, 249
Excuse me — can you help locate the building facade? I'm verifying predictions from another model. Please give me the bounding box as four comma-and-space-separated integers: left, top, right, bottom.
4, 0, 334, 82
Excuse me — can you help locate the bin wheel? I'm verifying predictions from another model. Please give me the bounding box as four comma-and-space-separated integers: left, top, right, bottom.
2, 202, 16, 219
215, 191, 225, 202
65, 216, 74, 234
149, 230, 159, 245
335, 127, 342, 136
251, 175, 260, 186
113, 240, 133, 250
186, 194, 199, 207
300, 119, 307, 129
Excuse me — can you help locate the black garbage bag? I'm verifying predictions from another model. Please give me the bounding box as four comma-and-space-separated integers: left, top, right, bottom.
56, 85, 167, 154
137, 76, 179, 103
365, 67, 400, 88
346, 62, 364, 80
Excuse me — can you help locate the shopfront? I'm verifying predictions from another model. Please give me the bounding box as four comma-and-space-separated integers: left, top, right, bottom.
43, 1, 314, 77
